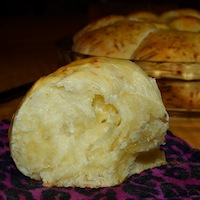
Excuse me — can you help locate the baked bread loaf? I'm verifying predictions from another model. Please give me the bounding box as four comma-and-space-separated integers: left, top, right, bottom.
72, 9, 200, 80
9, 57, 168, 188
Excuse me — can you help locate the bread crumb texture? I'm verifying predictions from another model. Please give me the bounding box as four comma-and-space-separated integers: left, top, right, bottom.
9, 57, 168, 188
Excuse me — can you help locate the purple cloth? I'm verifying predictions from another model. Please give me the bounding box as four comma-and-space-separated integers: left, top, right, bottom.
0, 119, 200, 200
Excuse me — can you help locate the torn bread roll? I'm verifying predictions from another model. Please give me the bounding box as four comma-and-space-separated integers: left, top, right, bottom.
9, 57, 168, 188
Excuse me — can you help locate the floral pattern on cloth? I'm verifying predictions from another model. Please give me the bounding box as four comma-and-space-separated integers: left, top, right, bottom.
0, 119, 200, 200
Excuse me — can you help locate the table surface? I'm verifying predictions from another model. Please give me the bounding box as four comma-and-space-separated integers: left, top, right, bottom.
0, 14, 200, 150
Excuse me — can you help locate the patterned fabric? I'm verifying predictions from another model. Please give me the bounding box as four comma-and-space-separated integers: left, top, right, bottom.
0, 120, 200, 200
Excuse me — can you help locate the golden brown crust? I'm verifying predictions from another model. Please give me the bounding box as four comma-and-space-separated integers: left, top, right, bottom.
132, 29, 200, 62
72, 9, 200, 80
168, 16, 200, 32
127, 11, 158, 21
160, 9, 200, 22
73, 15, 125, 43
73, 20, 156, 59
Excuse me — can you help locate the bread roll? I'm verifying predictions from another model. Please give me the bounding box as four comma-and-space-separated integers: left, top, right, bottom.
9, 57, 168, 188
72, 9, 200, 80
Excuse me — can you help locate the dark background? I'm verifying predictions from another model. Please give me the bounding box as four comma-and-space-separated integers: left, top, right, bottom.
0, 0, 199, 17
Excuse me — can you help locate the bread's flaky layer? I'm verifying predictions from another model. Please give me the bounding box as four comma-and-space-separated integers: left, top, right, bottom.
9, 57, 168, 188
72, 9, 200, 80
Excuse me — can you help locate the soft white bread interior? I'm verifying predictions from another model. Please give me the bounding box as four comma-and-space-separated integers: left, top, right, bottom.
9, 57, 168, 188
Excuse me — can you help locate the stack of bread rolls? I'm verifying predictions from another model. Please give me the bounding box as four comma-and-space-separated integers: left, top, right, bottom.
72, 9, 200, 111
